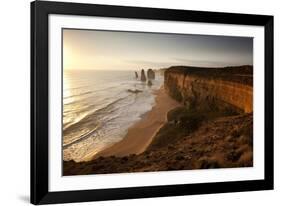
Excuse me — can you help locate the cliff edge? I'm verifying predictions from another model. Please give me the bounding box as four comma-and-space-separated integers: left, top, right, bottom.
164, 65, 253, 113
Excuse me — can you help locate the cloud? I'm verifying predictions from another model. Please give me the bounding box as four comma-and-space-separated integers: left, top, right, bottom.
126, 60, 176, 69
173, 58, 235, 67
125, 57, 247, 70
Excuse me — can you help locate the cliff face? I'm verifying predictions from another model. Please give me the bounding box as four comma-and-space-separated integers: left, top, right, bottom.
164, 66, 253, 113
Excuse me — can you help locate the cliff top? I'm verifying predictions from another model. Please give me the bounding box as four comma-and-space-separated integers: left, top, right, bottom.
165, 65, 253, 86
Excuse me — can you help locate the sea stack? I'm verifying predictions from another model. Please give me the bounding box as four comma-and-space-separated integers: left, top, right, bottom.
140, 69, 146, 82
135, 71, 138, 79
147, 80, 152, 87
147, 69, 155, 80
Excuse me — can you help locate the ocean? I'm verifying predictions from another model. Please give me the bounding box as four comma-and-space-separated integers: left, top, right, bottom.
63, 70, 163, 162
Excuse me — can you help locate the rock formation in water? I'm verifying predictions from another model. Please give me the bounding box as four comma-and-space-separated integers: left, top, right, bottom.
135, 71, 138, 79
140, 69, 146, 82
164, 65, 253, 113
127, 89, 142, 94
147, 80, 152, 87
147, 69, 155, 80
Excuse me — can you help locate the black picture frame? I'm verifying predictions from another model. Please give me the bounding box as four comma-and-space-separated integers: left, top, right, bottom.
31, 0, 274, 204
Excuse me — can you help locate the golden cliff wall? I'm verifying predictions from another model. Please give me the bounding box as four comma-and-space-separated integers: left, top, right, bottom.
164, 66, 253, 113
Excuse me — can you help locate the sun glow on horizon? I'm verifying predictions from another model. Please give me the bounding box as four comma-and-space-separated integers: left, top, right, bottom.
63, 29, 253, 71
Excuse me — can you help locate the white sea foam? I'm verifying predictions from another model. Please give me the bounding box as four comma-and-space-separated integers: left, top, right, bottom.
63, 70, 163, 162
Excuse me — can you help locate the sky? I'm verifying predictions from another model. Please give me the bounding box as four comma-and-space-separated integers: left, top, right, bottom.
63, 29, 253, 71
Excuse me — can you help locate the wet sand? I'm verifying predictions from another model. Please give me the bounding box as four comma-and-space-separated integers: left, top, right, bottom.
91, 86, 180, 159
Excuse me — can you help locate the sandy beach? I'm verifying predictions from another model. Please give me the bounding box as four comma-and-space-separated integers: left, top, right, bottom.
90, 86, 180, 159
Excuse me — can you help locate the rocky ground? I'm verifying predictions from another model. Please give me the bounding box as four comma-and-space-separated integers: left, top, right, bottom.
63, 106, 253, 176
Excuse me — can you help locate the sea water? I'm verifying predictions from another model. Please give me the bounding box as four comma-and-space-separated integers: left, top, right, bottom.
63, 70, 163, 162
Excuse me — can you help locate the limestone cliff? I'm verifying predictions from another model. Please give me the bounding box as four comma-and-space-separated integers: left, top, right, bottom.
164, 65, 253, 113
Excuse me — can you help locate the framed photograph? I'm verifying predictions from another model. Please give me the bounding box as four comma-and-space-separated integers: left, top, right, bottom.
31, 0, 274, 204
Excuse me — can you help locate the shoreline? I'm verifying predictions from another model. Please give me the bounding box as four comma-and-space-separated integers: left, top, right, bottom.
88, 86, 181, 160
